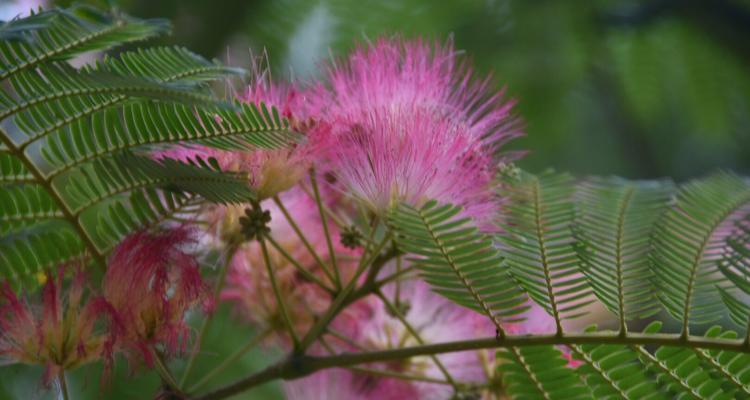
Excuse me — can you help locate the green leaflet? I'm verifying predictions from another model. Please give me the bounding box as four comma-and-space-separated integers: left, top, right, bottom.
0, 6, 292, 288
0, 6, 169, 80
574, 177, 674, 325
390, 201, 529, 334
499, 171, 595, 329
651, 172, 750, 331
497, 345, 591, 400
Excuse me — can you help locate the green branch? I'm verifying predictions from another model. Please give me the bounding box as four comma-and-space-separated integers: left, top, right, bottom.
191, 332, 750, 400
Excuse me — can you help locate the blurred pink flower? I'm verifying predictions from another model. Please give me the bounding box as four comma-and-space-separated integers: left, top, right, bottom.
221, 188, 361, 346
103, 228, 208, 367
284, 368, 370, 400
324, 276, 491, 399
309, 37, 521, 223
0, 269, 116, 386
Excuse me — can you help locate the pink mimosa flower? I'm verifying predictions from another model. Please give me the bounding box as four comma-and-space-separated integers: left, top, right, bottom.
310, 37, 521, 224
0, 269, 116, 386
103, 228, 208, 367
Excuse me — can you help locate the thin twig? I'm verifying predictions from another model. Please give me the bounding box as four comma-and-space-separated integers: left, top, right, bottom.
273, 195, 336, 286
259, 236, 300, 347
266, 235, 335, 294
375, 290, 459, 390
309, 169, 341, 289
298, 233, 392, 351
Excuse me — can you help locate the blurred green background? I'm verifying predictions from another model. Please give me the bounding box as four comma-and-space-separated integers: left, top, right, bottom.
49, 0, 750, 181
1, 0, 749, 398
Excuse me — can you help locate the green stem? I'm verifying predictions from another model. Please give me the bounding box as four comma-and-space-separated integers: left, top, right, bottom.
265, 235, 335, 294
376, 265, 417, 287
191, 332, 750, 400
297, 234, 392, 351
188, 329, 272, 393
259, 236, 300, 347
273, 195, 336, 286
394, 252, 402, 310
298, 184, 348, 229
180, 245, 238, 387
309, 169, 341, 289
58, 370, 69, 400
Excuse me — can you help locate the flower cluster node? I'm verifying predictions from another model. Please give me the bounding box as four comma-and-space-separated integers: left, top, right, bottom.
340, 225, 364, 249
239, 205, 272, 241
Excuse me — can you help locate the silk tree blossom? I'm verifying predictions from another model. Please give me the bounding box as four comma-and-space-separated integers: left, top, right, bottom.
0, 269, 117, 386
310, 37, 521, 223
221, 188, 363, 346
103, 228, 208, 367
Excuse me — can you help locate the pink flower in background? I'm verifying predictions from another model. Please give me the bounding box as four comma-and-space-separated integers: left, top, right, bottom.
309, 37, 521, 224
284, 368, 371, 400
221, 188, 361, 346
323, 276, 491, 399
103, 228, 208, 367
0, 269, 116, 385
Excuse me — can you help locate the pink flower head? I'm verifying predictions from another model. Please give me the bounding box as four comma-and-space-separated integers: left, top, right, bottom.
310, 37, 521, 223
103, 227, 208, 367
0, 269, 116, 386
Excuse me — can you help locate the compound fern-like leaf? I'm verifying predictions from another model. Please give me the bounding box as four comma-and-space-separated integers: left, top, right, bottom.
497, 345, 591, 399
575, 177, 673, 329
651, 172, 750, 333
390, 201, 528, 337
499, 171, 594, 332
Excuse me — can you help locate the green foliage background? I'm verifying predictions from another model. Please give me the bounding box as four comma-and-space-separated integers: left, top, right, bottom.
52, 0, 750, 180
2, 0, 750, 398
